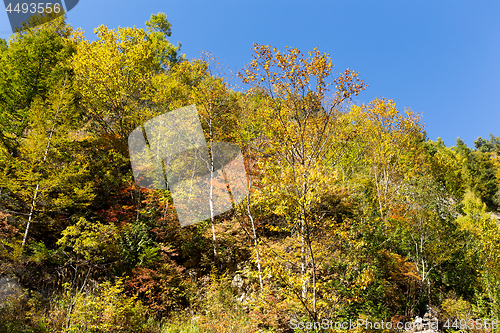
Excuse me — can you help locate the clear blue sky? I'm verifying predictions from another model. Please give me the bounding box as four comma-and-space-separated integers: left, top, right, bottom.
2, 0, 499, 148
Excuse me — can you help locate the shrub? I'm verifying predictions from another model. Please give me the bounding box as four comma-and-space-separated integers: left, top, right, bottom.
48, 279, 150, 332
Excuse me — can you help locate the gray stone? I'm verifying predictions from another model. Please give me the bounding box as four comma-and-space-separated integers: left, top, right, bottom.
0, 275, 22, 306
231, 274, 244, 289
405, 307, 440, 333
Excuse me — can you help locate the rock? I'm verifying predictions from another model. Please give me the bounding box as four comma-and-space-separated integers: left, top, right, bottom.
187, 268, 198, 281
405, 311, 440, 333
404, 305, 440, 332
0, 275, 22, 306
236, 292, 247, 303
425, 304, 439, 318
231, 273, 244, 289
199, 275, 210, 286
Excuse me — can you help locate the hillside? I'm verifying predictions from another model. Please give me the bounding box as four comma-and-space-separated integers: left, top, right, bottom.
1, 14, 500, 333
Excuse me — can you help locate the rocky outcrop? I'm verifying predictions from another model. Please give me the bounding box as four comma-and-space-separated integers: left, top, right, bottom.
0, 275, 22, 306
405, 306, 440, 333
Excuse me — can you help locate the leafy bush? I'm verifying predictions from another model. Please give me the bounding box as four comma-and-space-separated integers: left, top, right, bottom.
120, 221, 159, 269
125, 261, 188, 317
48, 279, 150, 332
191, 271, 263, 333
0, 290, 49, 333
441, 296, 474, 321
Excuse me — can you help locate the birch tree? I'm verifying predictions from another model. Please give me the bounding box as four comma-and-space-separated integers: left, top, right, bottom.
240, 44, 366, 321
190, 54, 240, 265
1, 76, 94, 247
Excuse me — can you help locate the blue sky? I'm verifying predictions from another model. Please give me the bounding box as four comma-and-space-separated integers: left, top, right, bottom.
2, 0, 499, 148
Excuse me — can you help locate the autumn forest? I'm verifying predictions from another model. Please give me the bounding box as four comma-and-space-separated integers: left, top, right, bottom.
1, 13, 500, 333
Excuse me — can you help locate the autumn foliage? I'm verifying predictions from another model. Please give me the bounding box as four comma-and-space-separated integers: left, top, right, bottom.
0, 13, 500, 333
